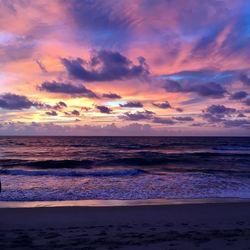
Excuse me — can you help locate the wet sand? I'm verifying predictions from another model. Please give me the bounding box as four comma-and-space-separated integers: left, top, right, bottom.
1, 201, 250, 249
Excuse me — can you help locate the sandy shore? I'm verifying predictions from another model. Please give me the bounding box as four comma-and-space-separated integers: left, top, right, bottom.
1, 201, 250, 249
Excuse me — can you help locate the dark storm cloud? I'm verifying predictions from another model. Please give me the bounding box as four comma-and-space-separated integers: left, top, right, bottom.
0, 93, 34, 110
120, 101, 143, 108
45, 110, 57, 116
96, 105, 112, 114
152, 101, 172, 109
102, 93, 121, 99
163, 79, 227, 98
230, 91, 248, 100
39, 81, 98, 98
61, 50, 149, 82
121, 110, 154, 121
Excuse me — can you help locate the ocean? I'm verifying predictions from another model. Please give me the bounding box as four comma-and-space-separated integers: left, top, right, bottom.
0, 136, 250, 201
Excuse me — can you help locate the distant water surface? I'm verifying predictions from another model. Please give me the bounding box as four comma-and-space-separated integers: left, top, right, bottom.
0, 136, 250, 201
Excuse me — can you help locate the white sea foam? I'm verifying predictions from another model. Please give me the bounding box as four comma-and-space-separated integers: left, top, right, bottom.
1, 172, 250, 201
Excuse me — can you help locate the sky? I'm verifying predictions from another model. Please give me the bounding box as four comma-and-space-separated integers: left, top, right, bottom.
0, 0, 250, 136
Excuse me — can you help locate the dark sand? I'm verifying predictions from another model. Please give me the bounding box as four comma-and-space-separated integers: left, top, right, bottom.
1, 201, 250, 249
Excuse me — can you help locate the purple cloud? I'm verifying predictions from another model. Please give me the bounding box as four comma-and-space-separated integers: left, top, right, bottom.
0, 93, 34, 110
173, 116, 194, 121
244, 98, 250, 106
120, 101, 143, 108
206, 105, 236, 115
230, 91, 248, 100
96, 105, 112, 114
61, 50, 149, 82
102, 93, 121, 99
176, 108, 184, 112
121, 110, 154, 121
71, 110, 80, 116
152, 117, 175, 125
152, 101, 172, 109
240, 74, 250, 86
35, 59, 48, 73
39, 81, 98, 98
45, 110, 57, 116
202, 104, 237, 123
163, 79, 227, 98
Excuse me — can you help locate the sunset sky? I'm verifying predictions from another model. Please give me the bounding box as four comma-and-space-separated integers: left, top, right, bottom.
0, 0, 250, 135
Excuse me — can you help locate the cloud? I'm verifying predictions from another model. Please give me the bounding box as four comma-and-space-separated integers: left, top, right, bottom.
152, 117, 175, 124
180, 97, 203, 105
238, 113, 246, 118
202, 104, 237, 123
230, 91, 248, 100
191, 122, 206, 127
55, 101, 67, 109
176, 108, 184, 112
152, 101, 172, 109
244, 98, 250, 106
206, 105, 236, 115
102, 93, 121, 99
121, 110, 154, 121
35, 59, 48, 73
35, 101, 68, 111
173, 116, 194, 121
240, 74, 250, 86
71, 110, 80, 116
0, 93, 34, 110
64, 110, 81, 116
61, 50, 149, 82
63, 0, 135, 46
45, 110, 58, 116
223, 119, 250, 128
0, 122, 158, 136
0, 35, 36, 63
39, 81, 98, 98
163, 70, 238, 84
163, 79, 227, 98
96, 105, 112, 114
120, 101, 143, 108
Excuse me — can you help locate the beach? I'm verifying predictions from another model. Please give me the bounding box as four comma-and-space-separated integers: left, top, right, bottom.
1, 201, 250, 249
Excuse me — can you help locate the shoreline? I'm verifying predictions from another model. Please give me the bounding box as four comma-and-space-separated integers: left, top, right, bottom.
1, 201, 250, 249
1, 197, 250, 208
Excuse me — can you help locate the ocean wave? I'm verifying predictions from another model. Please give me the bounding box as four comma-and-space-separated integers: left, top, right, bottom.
0, 168, 144, 177
1, 150, 250, 169
213, 145, 250, 151
0, 159, 94, 168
